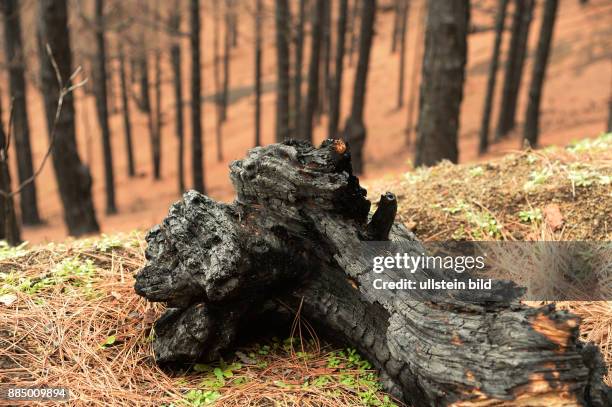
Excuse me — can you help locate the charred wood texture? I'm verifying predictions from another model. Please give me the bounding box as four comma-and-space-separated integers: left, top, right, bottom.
136, 140, 611, 406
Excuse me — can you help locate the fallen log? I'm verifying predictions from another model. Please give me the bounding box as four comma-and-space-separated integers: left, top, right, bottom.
135, 139, 611, 406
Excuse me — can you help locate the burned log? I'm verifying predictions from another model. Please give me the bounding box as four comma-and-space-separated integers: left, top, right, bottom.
135, 140, 611, 406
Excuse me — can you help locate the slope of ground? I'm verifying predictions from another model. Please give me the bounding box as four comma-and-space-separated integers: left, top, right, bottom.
7, 0, 611, 244
1, 134, 611, 406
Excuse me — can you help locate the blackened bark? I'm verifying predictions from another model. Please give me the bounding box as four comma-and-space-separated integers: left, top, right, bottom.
414, 0, 469, 167
328, 0, 349, 139
391, 0, 401, 53
496, 0, 526, 139
37, 0, 99, 236
348, 0, 360, 67
303, 0, 325, 143
274, 0, 291, 142
524, 0, 559, 147
94, 0, 117, 214
292, 0, 305, 140
343, 0, 377, 174
1, 0, 42, 225
170, 4, 185, 193
396, 0, 409, 109
0, 87, 21, 245
190, 0, 205, 193
221, 0, 231, 124
135, 140, 612, 407
479, 0, 509, 154
404, 0, 425, 145
118, 44, 136, 177
319, 0, 332, 116
254, 0, 263, 147
153, 19, 162, 180
506, 0, 534, 133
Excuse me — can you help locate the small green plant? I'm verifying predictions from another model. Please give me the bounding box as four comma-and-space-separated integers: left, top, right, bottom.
100, 335, 117, 349
183, 389, 220, 406
0, 241, 29, 261
468, 166, 484, 177
523, 168, 553, 191
442, 200, 470, 215
466, 210, 502, 239
567, 166, 611, 188
518, 208, 543, 223
567, 132, 612, 153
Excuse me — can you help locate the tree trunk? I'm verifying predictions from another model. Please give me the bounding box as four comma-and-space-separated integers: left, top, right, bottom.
391, 0, 401, 53
190, 0, 205, 193
135, 139, 612, 407
303, 0, 325, 143
404, 0, 425, 145
153, 55, 162, 178
608, 91, 612, 133
93, 0, 117, 214
292, 0, 306, 140
478, 0, 509, 154
396, 0, 410, 109
1, 0, 42, 225
318, 0, 332, 117
0, 86, 21, 245
495, 0, 527, 139
221, 0, 231, 124
170, 4, 185, 193
274, 0, 291, 142
37, 0, 100, 236
254, 0, 263, 147
328, 0, 349, 139
342, 0, 377, 175
213, 0, 223, 161
506, 0, 535, 133
524, 0, 559, 147
414, 0, 469, 167
348, 0, 360, 67
118, 44, 136, 177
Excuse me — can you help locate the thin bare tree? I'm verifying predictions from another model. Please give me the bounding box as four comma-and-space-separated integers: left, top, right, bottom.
524, 0, 559, 147
254, 0, 263, 146
118, 42, 136, 177
0, 88, 21, 244
396, 0, 410, 109
303, 0, 325, 143
1, 0, 42, 225
274, 0, 291, 142
190, 0, 205, 193
170, 0, 185, 193
328, 0, 349, 139
343, 0, 377, 174
479, 0, 509, 154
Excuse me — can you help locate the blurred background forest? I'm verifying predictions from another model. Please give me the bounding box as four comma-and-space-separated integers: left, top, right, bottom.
0, 0, 610, 244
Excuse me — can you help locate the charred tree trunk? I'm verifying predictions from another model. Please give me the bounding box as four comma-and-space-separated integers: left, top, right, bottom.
479, 0, 509, 154
213, 0, 223, 161
495, 0, 529, 140
221, 0, 231, 124
292, 0, 305, 140
274, 0, 291, 142
303, 0, 325, 143
414, 0, 468, 167
254, 0, 263, 147
1, 0, 42, 225
94, 0, 117, 214
348, 0, 360, 67
391, 0, 401, 53
328, 0, 349, 139
135, 139, 612, 407
190, 0, 205, 193
524, 0, 559, 147
136, 30, 157, 180
396, 0, 409, 109
506, 0, 534, 133
0, 86, 21, 245
153, 41, 162, 178
118, 44, 136, 177
37, 0, 100, 236
342, 0, 376, 175
170, 4, 185, 193
318, 0, 332, 117
404, 0, 425, 145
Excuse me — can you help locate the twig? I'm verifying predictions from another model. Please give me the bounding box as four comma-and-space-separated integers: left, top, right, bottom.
0, 45, 88, 199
